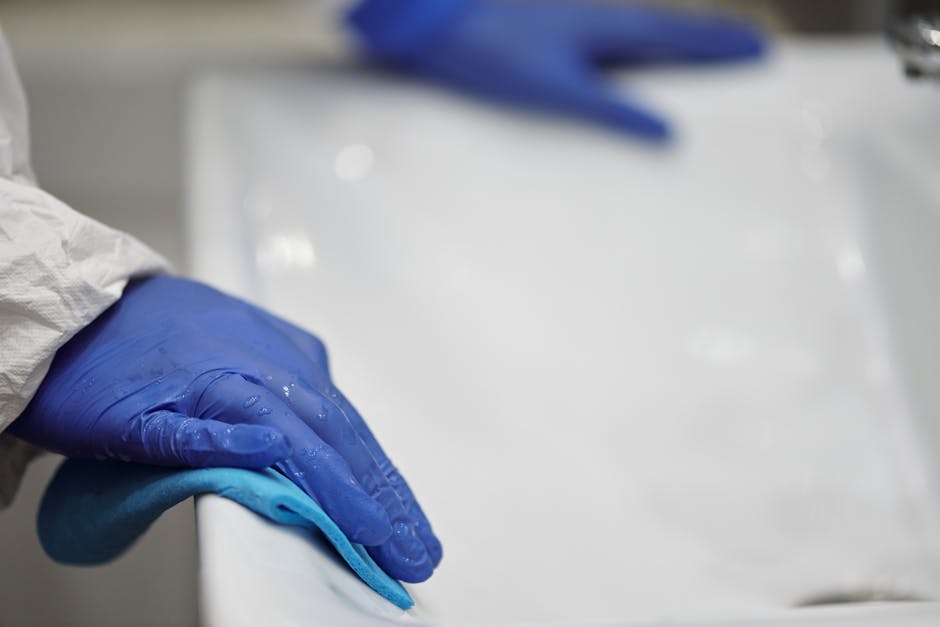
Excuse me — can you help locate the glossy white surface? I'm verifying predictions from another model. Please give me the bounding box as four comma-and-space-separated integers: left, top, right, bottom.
188, 39, 940, 626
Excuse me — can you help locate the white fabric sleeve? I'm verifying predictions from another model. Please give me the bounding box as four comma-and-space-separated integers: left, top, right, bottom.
0, 29, 169, 504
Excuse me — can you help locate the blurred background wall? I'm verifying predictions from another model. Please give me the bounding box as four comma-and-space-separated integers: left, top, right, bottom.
0, 1, 903, 625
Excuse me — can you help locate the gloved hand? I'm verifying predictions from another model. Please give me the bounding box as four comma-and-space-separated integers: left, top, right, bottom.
11, 275, 441, 583
347, 0, 765, 140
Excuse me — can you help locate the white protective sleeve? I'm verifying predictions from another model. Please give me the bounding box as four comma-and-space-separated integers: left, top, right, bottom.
0, 29, 169, 505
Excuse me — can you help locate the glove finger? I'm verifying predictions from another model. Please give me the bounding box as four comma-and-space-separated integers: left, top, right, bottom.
243, 315, 440, 578
115, 409, 290, 468
554, 73, 671, 140
326, 385, 444, 570
195, 372, 392, 546
585, 7, 765, 63
281, 381, 436, 582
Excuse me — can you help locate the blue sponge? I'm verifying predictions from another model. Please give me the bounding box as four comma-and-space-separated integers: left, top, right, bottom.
37, 459, 414, 610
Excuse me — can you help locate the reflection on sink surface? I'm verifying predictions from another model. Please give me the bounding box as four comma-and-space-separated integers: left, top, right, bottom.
187, 38, 940, 626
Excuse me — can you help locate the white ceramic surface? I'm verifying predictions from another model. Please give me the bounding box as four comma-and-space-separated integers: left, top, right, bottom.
186, 38, 940, 626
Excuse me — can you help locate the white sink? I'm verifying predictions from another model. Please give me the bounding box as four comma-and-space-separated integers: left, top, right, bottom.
185, 37, 940, 627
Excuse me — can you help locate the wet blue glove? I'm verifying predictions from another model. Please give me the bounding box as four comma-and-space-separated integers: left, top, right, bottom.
348, 0, 765, 140
11, 275, 441, 583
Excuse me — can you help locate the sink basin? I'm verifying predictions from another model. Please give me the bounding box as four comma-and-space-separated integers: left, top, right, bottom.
185, 37, 940, 626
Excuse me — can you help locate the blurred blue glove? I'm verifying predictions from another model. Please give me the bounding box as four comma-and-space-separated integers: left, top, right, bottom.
11, 275, 441, 583
348, 0, 765, 140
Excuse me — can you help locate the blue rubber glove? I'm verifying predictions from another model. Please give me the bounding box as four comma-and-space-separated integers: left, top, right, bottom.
347, 0, 766, 140
11, 275, 441, 583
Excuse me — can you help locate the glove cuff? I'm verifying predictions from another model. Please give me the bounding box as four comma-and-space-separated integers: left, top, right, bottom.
345, 0, 472, 64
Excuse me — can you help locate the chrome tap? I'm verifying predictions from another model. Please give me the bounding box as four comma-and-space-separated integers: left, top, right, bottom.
887, 1, 940, 79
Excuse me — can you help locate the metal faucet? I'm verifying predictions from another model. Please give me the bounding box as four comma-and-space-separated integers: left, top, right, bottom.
887, 0, 940, 79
